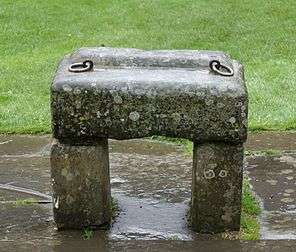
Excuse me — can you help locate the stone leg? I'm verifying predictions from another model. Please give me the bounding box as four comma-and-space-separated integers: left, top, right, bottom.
190, 142, 244, 233
50, 138, 111, 229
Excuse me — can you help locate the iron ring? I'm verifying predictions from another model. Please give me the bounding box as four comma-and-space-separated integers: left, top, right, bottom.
209, 60, 234, 77
68, 60, 94, 73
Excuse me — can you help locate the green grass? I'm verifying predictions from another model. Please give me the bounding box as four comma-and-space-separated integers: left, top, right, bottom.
240, 179, 261, 240
82, 227, 94, 240
150, 136, 193, 154
245, 149, 282, 156
0, 0, 296, 133
13, 198, 37, 206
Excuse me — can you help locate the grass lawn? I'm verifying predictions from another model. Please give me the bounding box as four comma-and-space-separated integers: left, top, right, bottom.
0, 0, 296, 133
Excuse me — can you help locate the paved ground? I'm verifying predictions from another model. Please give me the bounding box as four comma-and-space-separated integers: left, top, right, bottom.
246, 156, 296, 239
245, 132, 296, 239
0, 133, 295, 251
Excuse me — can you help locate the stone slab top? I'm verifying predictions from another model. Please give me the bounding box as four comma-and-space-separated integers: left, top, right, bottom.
53, 47, 245, 96
51, 47, 248, 143
63, 47, 233, 68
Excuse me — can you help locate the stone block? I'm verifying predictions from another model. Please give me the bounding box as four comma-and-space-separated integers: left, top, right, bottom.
51, 47, 247, 144
50, 47, 248, 233
50, 139, 111, 229
191, 142, 244, 233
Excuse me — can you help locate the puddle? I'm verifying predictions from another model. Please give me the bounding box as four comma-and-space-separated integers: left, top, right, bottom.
110, 194, 191, 240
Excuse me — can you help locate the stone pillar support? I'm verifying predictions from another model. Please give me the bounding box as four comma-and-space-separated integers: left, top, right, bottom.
50, 138, 111, 229
190, 142, 244, 233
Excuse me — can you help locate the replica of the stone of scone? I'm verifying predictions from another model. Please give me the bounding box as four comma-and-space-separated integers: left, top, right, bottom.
51, 47, 248, 232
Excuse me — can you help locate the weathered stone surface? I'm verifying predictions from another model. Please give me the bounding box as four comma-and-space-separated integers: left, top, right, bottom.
51, 47, 247, 144
191, 142, 244, 233
50, 139, 111, 229
50, 47, 248, 233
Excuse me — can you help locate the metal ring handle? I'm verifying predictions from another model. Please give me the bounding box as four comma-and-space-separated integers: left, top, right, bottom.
209, 60, 234, 77
68, 60, 94, 73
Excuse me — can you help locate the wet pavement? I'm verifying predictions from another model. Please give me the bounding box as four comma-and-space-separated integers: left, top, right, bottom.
245, 132, 296, 240
245, 132, 296, 151
246, 154, 296, 239
0, 133, 296, 251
